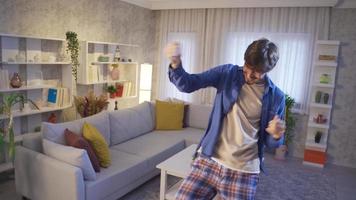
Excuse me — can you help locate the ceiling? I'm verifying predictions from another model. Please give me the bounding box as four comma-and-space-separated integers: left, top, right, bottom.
121, 0, 356, 10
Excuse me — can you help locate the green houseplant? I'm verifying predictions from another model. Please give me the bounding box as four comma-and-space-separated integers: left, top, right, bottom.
0, 94, 39, 160
107, 85, 117, 98
66, 31, 80, 81
275, 94, 296, 160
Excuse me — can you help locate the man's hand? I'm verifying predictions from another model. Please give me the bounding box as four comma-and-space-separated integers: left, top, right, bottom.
164, 42, 181, 69
265, 115, 286, 139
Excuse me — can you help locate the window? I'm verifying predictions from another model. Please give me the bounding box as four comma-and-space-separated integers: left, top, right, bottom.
158, 32, 198, 102
139, 63, 153, 103
223, 32, 313, 113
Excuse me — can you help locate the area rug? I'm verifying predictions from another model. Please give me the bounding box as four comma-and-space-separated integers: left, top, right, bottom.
120, 156, 337, 200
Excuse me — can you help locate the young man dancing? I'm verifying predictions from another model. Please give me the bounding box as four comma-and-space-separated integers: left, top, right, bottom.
166, 38, 286, 200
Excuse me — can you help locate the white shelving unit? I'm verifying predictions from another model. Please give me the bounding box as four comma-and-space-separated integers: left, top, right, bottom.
0, 33, 74, 172
77, 40, 140, 110
303, 40, 340, 168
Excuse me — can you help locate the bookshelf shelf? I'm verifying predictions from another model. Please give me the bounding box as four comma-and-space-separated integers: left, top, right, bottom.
0, 62, 71, 65
91, 61, 138, 65
0, 33, 74, 171
312, 83, 335, 88
0, 85, 53, 92
309, 103, 332, 109
4, 131, 40, 143
308, 121, 329, 129
0, 105, 72, 120
77, 40, 140, 110
304, 40, 340, 167
314, 61, 337, 67
77, 79, 131, 85
305, 140, 327, 152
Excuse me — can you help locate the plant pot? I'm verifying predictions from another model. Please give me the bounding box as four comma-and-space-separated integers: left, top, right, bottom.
275, 145, 288, 160
315, 91, 322, 103
109, 93, 116, 98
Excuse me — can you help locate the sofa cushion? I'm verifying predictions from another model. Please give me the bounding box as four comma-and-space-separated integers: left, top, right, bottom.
64, 128, 101, 172
85, 149, 148, 200
187, 104, 212, 129
42, 139, 96, 181
83, 123, 111, 168
166, 98, 190, 127
42, 111, 111, 145
111, 132, 185, 169
151, 127, 205, 147
109, 102, 155, 145
155, 100, 184, 130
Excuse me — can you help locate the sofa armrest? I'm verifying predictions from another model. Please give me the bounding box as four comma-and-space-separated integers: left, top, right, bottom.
15, 146, 85, 200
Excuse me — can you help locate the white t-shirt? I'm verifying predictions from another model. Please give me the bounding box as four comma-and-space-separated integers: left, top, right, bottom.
212, 82, 265, 173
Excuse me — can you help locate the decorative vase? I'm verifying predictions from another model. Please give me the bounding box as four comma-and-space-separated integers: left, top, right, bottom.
47, 113, 57, 123
323, 93, 329, 104
315, 131, 322, 143
113, 46, 121, 62
111, 67, 120, 80
10, 73, 22, 88
315, 91, 322, 103
109, 93, 116, 98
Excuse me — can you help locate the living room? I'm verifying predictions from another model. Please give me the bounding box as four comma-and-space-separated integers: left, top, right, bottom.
0, 0, 355, 200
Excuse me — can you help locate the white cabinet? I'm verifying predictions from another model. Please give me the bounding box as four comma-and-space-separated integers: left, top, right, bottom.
0, 33, 74, 171
303, 40, 340, 168
77, 41, 140, 109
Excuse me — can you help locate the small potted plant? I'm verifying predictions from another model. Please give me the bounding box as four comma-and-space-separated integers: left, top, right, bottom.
74, 91, 109, 118
107, 85, 117, 98
0, 94, 39, 159
315, 131, 323, 143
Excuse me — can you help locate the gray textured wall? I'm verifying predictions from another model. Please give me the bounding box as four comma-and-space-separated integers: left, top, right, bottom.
0, 0, 156, 109
0, 0, 155, 62
328, 8, 356, 168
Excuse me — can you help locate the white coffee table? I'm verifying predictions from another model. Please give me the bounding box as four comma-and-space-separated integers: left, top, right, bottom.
156, 144, 218, 200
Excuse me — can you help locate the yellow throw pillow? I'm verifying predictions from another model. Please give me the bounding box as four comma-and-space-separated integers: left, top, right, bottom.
155, 100, 184, 130
83, 122, 111, 168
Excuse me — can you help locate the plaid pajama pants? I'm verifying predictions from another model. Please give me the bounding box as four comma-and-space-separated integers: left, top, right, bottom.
175, 154, 259, 200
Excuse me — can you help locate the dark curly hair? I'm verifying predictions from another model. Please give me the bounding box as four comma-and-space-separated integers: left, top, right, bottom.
244, 38, 279, 73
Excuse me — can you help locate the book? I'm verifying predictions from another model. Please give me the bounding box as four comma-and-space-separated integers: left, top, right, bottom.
0, 69, 9, 89
122, 82, 128, 97
47, 87, 70, 107
47, 88, 58, 107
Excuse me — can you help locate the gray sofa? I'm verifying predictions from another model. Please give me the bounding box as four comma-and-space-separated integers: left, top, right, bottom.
15, 102, 212, 200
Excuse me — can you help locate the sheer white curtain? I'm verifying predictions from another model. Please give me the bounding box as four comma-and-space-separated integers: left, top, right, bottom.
201, 7, 330, 113
155, 7, 330, 110
155, 9, 206, 103
159, 32, 198, 102
223, 32, 312, 112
